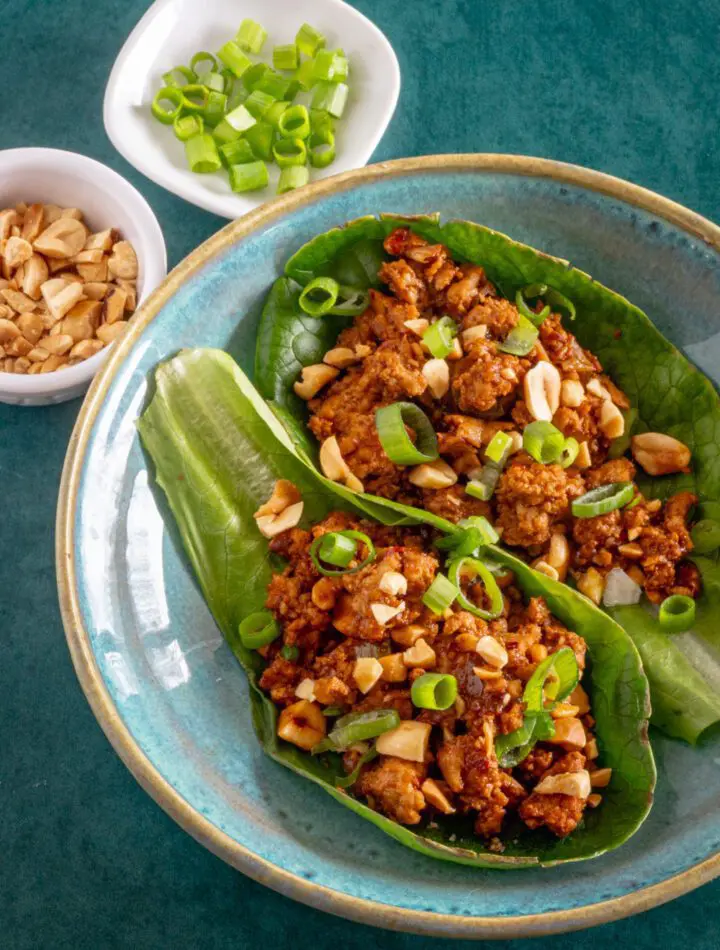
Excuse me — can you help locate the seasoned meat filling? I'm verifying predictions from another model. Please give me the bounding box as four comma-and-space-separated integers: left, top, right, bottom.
261, 511, 605, 841
299, 228, 699, 604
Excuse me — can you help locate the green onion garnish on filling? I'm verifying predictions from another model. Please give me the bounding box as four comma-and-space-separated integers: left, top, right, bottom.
309, 530, 376, 576
495, 710, 556, 767
691, 519, 720, 554
516, 284, 551, 326
465, 463, 501, 501
560, 436, 580, 469
184, 134, 222, 173
151, 87, 184, 124
322, 705, 345, 717
484, 430, 513, 465
334, 745, 378, 788
523, 420, 566, 464
173, 113, 204, 142
228, 160, 269, 193
239, 610, 281, 649
497, 313, 539, 356
571, 481, 635, 518
236, 18, 268, 54
422, 316, 457, 359
460, 515, 500, 545
296, 23, 327, 58
314, 709, 400, 753
280, 644, 299, 661
272, 136, 308, 167
298, 276, 340, 316
447, 557, 504, 620
278, 104, 310, 139
421, 572, 459, 614
659, 594, 696, 633
277, 165, 310, 195
328, 286, 369, 316
411, 672, 458, 711
375, 402, 439, 465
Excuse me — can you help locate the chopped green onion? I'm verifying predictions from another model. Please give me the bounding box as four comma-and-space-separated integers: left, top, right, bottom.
295, 58, 316, 91
459, 515, 500, 545
285, 80, 301, 102
691, 519, 720, 554
278, 104, 310, 139
422, 316, 457, 358
322, 705, 344, 717
308, 131, 336, 169
311, 81, 349, 118
495, 711, 556, 767
296, 23, 326, 57
516, 284, 550, 326
523, 421, 566, 464
298, 276, 340, 316
466, 462, 502, 500
220, 68, 237, 95
485, 431, 513, 464
313, 49, 349, 82
224, 103, 256, 132
190, 51, 218, 78
203, 90, 228, 127
411, 673, 458, 711
316, 531, 357, 567
212, 119, 242, 145
180, 84, 210, 112
497, 313, 539, 356
524, 647, 579, 711
225, 79, 247, 112
329, 286, 369, 316
173, 113, 204, 141
659, 594, 696, 633
571, 481, 635, 518
151, 87, 184, 124
244, 122, 275, 160
447, 557, 504, 620
254, 72, 293, 100
317, 709, 400, 752
277, 165, 309, 194
228, 160, 268, 192
236, 18, 267, 54
560, 437, 580, 469
273, 43, 298, 71
280, 644, 299, 661
435, 527, 484, 559
243, 62, 270, 91
245, 89, 276, 119
201, 71, 226, 93
310, 109, 335, 138
310, 530, 376, 576
217, 41, 252, 78
273, 137, 307, 167
239, 610, 280, 648
421, 573, 459, 614
265, 100, 290, 128
375, 402, 439, 465
162, 66, 195, 88
219, 137, 255, 167
545, 288, 576, 321
334, 746, 378, 788
184, 133, 221, 173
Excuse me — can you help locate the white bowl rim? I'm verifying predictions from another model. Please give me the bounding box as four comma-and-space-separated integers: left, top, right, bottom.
0, 147, 167, 398
103, 0, 401, 220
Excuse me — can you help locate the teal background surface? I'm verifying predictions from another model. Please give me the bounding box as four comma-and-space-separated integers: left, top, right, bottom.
1, 0, 718, 947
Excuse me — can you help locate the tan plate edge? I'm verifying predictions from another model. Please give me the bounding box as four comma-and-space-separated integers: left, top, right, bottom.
56, 153, 720, 939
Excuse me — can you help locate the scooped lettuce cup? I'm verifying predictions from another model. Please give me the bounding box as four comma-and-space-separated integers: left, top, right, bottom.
139, 348, 654, 867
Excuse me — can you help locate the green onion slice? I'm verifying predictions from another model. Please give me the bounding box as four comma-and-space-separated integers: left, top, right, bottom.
296, 23, 327, 57
317, 532, 357, 567
460, 515, 500, 545
561, 437, 580, 469
524, 647, 579, 711
448, 557, 504, 620
523, 421, 566, 464
334, 746, 378, 788
280, 644, 299, 661
310, 108, 335, 138
298, 276, 340, 316
313, 49, 349, 82
244, 122, 274, 160
278, 104, 310, 139
201, 72, 225, 94
545, 288, 576, 321
245, 89, 276, 119
162, 66, 195, 88
465, 463, 501, 501
485, 430, 513, 465
254, 72, 292, 100
184, 133, 221, 173
229, 160, 268, 193
495, 711, 556, 767
180, 83, 210, 112
277, 165, 309, 194
265, 100, 289, 129
238, 611, 281, 649
173, 113, 204, 141
219, 138, 255, 167
311, 81, 348, 118
273, 43, 299, 71
322, 705, 344, 717
236, 18, 267, 54
571, 481, 635, 518
328, 286, 369, 316
310, 530, 376, 576
691, 519, 720, 554
217, 41, 252, 78
151, 87, 184, 124
203, 90, 228, 127
316, 709, 400, 752
309, 130, 336, 169
659, 594, 696, 633
190, 51, 217, 77
375, 402, 439, 465
516, 284, 551, 326
243, 62, 270, 91
422, 316, 457, 359
295, 58, 316, 91
272, 137, 307, 167
411, 673, 458, 711
422, 573, 459, 614
498, 314, 539, 356
436, 517, 499, 559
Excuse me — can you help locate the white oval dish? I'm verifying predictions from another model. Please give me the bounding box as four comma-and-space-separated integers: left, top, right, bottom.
0, 148, 167, 406
103, 0, 401, 219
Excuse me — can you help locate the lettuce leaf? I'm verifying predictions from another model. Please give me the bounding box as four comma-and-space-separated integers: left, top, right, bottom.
254, 214, 720, 742
139, 348, 654, 867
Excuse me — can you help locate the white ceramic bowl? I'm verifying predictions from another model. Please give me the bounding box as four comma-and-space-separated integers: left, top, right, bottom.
103, 0, 400, 219
0, 148, 167, 406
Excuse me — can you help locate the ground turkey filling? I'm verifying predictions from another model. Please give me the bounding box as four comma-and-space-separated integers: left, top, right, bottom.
260, 511, 606, 841
303, 228, 699, 605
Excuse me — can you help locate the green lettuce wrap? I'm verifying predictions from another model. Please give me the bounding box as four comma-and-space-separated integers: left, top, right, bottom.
253, 213, 720, 744
138, 348, 654, 868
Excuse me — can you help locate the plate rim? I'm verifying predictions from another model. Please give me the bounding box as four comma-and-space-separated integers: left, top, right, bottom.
57, 153, 720, 938
103, 0, 401, 219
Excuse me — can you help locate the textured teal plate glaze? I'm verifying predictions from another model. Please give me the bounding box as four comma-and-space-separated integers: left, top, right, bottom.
65, 160, 720, 935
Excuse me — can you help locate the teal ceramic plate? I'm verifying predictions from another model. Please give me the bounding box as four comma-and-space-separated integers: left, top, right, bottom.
57, 156, 720, 938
